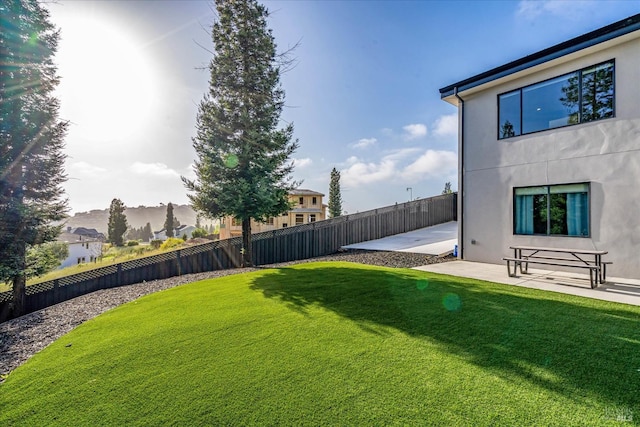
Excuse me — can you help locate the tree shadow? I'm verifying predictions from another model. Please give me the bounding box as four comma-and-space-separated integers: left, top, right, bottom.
249, 263, 640, 411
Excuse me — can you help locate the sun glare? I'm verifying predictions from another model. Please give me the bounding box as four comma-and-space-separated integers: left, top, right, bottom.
54, 14, 158, 142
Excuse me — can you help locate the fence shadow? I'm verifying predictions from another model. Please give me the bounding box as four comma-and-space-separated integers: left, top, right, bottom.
249, 264, 640, 411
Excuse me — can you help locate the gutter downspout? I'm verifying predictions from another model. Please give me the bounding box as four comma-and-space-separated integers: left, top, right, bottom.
454, 87, 464, 259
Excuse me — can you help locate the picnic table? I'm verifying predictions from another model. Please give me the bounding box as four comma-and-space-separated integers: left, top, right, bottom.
503, 246, 610, 289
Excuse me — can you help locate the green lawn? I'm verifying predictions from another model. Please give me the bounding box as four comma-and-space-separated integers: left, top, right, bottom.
1, 262, 639, 426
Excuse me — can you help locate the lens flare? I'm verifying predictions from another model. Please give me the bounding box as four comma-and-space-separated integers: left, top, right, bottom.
442, 293, 461, 311
416, 279, 429, 290
224, 154, 239, 168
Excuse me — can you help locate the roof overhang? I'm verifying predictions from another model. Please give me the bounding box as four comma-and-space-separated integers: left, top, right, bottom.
439, 14, 640, 106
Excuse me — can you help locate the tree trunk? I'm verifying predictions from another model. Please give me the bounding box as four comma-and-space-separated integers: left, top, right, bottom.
11, 242, 27, 318
241, 218, 253, 268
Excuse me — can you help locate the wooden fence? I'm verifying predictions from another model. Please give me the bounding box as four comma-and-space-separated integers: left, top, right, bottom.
0, 193, 456, 322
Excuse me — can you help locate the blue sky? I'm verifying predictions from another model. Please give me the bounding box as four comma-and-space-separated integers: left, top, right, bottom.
46, 0, 640, 215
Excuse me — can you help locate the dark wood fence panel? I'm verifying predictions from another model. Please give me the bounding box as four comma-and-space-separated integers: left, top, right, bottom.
0, 193, 456, 322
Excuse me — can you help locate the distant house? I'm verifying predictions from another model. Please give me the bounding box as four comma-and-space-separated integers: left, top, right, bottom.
153, 225, 197, 241
66, 226, 105, 241
219, 189, 327, 240
57, 232, 103, 269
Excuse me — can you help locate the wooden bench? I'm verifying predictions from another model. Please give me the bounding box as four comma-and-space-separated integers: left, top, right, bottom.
503, 246, 610, 289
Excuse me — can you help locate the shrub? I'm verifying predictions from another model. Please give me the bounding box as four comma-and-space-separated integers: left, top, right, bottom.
160, 238, 184, 251
191, 228, 208, 239
150, 240, 163, 249
126, 240, 139, 247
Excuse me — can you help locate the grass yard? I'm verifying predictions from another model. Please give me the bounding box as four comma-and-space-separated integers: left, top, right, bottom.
1, 261, 639, 426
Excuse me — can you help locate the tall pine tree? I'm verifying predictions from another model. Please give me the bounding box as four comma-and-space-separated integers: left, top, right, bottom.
164, 202, 175, 238
143, 222, 152, 242
0, 0, 68, 317
107, 198, 128, 246
184, 0, 298, 267
328, 167, 342, 218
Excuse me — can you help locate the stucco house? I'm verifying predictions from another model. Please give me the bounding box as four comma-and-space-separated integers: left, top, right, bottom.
57, 232, 103, 269
219, 189, 327, 240
153, 225, 197, 241
440, 14, 640, 279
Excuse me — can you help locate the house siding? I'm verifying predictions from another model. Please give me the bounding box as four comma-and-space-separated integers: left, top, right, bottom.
456, 34, 640, 278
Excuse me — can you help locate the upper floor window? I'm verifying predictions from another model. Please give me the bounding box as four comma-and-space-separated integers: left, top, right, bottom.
312, 197, 317, 205
499, 60, 614, 139
299, 197, 304, 205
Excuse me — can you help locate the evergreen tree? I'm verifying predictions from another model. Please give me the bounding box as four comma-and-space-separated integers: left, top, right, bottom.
164, 202, 175, 238
143, 222, 152, 242
0, 0, 68, 316
442, 182, 453, 195
183, 0, 298, 267
328, 167, 342, 218
107, 198, 128, 246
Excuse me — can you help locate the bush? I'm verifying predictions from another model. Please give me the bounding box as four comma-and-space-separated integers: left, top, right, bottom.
191, 228, 208, 239
160, 238, 184, 251
150, 240, 163, 249
126, 240, 139, 247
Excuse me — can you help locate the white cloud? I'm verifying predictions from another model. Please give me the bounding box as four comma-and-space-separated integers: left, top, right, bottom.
383, 147, 423, 162
352, 137, 377, 149
68, 161, 108, 175
432, 113, 458, 137
129, 162, 181, 178
341, 148, 457, 188
293, 157, 313, 168
342, 159, 396, 187
402, 123, 427, 140
401, 150, 458, 181
345, 156, 360, 165
516, 0, 594, 20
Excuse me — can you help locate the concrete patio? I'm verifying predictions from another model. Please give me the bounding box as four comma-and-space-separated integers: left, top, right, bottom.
340, 220, 640, 306
414, 260, 640, 306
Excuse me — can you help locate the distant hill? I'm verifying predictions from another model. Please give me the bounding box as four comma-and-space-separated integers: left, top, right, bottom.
61, 205, 218, 234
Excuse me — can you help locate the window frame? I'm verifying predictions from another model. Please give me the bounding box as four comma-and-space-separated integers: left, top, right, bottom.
498, 59, 615, 140
512, 182, 591, 238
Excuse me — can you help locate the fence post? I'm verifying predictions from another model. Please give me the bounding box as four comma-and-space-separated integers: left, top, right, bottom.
53, 279, 60, 303
176, 250, 182, 276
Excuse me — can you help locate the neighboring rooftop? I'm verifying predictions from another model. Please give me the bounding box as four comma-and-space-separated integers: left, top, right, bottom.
290, 189, 324, 196
439, 13, 640, 100
57, 232, 101, 244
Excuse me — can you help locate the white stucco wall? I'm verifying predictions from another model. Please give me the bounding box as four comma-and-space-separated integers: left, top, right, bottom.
60, 241, 103, 269
457, 34, 640, 278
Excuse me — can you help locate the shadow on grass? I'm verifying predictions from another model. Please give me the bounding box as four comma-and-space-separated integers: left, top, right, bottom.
250, 263, 640, 411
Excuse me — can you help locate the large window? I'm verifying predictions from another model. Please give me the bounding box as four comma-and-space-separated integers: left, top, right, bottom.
499, 61, 614, 139
514, 183, 589, 237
